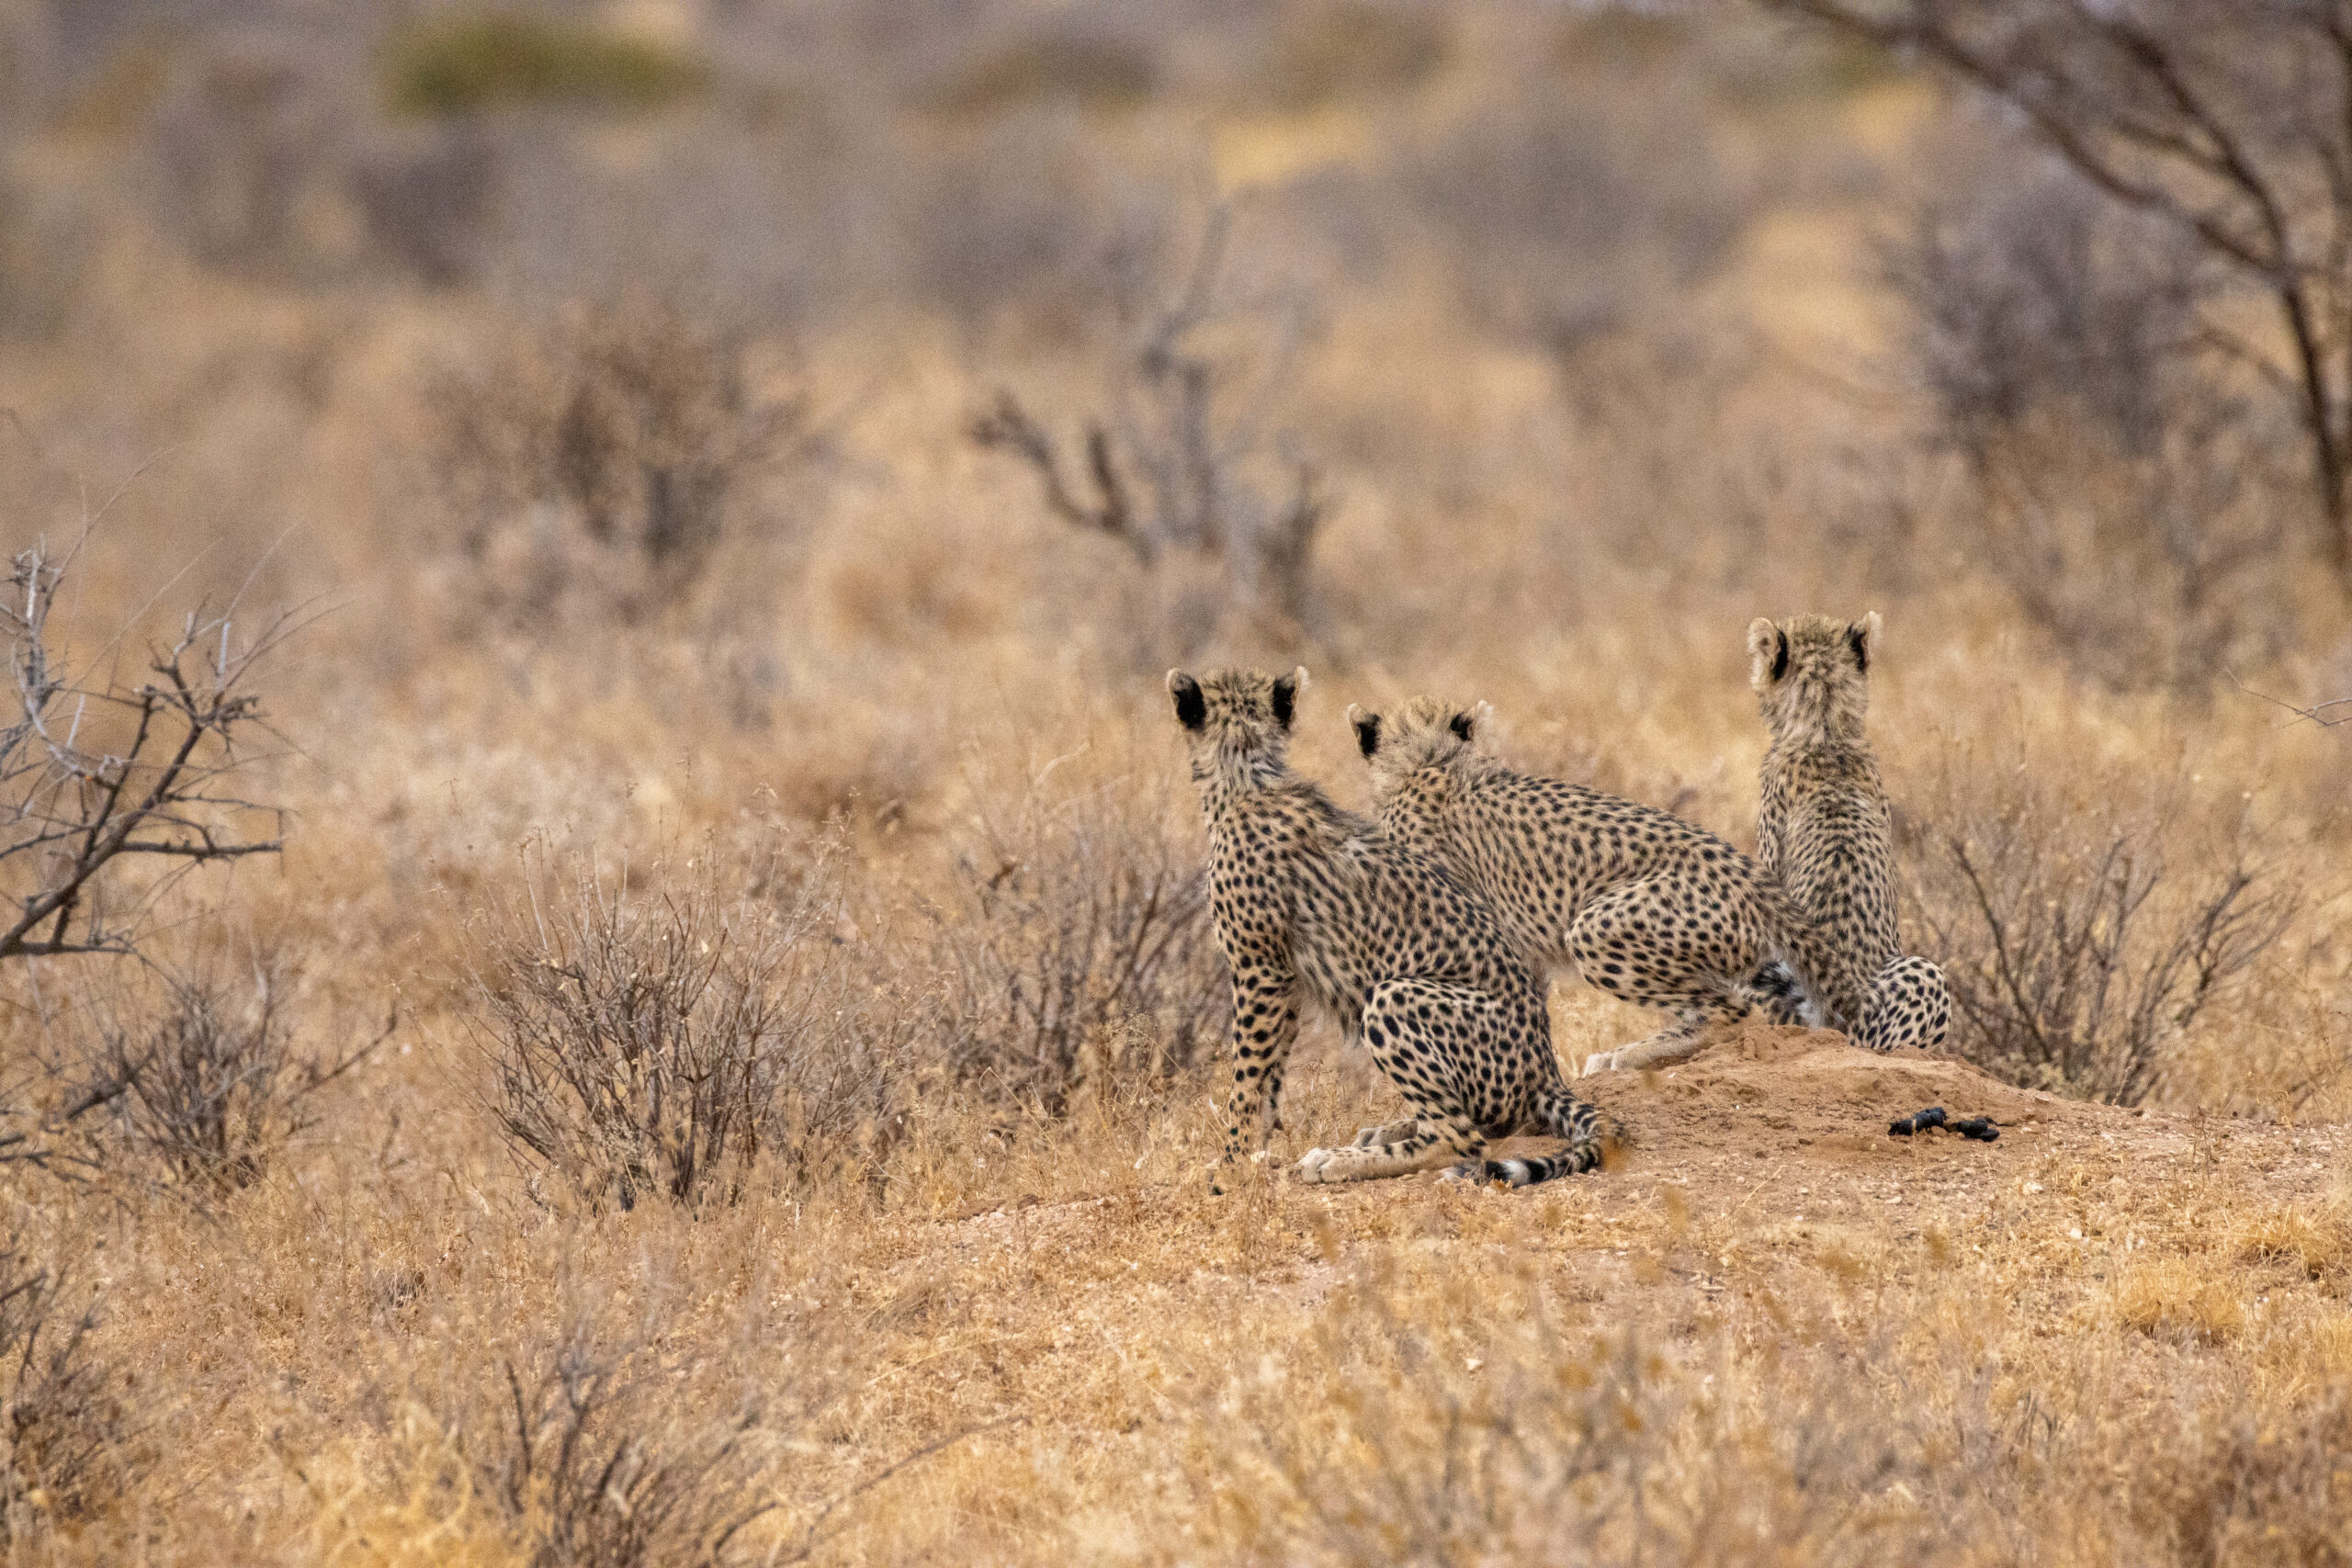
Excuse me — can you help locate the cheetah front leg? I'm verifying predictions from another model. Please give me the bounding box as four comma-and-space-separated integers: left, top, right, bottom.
1214, 967, 1301, 1192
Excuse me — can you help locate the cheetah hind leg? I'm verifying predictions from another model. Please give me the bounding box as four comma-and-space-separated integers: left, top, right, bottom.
1295, 980, 1496, 1184
1579, 995, 1746, 1077
1566, 885, 1746, 1077
1857, 955, 1951, 1053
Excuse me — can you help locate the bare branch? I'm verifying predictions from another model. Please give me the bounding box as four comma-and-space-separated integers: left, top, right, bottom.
1775, 0, 2352, 579
2227, 670, 2352, 727
0, 540, 289, 964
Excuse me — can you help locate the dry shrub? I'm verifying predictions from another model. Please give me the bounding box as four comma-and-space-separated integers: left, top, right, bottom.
1902, 756, 2295, 1106
1401, 70, 1743, 355
898, 114, 1143, 343
476, 1318, 774, 1568
346, 121, 495, 288
0, 1242, 138, 1542
1891, 166, 2294, 689
969, 206, 1331, 653
90, 949, 383, 1197
2134, 1393, 2352, 1568
430, 302, 800, 632
469, 846, 899, 1210
919, 763, 1221, 1118
0, 537, 288, 964
1195, 1264, 1971, 1565
145, 34, 345, 277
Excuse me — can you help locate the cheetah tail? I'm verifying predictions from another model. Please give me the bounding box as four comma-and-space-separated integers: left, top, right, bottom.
1465, 1087, 1614, 1189
1774, 911, 1865, 1037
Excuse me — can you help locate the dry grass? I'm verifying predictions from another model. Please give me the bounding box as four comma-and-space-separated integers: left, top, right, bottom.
0, 3, 2347, 1562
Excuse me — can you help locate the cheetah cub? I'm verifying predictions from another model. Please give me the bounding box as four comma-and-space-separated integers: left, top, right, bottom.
1168, 667, 1610, 1190
1348, 698, 1855, 1077
1746, 613, 1951, 1052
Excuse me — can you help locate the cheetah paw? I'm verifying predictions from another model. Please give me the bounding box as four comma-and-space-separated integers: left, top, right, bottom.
1581, 1049, 1620, 1077
1294, 1147, 1341, 1183
1436, 1161, 1491, 1185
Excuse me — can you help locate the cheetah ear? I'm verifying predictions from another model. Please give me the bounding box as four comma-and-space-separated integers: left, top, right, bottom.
1849, 611, 1881, 674
1167, 670, 1205, 731
1347, 704, 1381, 759
1747, 618, 1787, 688
1270, 666, 1306, 730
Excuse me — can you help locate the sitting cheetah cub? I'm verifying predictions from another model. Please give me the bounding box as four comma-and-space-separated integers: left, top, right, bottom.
1746, 613, 1951, 1052
1348, 698, 1856, 1077
1168, 667, 1610, 1190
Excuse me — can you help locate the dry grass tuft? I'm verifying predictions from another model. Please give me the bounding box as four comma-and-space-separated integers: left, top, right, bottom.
2111, 1258, 2249, 1345
2234, 1202, 2352, 1282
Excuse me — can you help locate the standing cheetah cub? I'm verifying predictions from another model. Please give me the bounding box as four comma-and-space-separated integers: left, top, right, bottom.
1168, 667, 1610, 1190
1348, 698, 1856, 1077
1746, 613, 1951, 1052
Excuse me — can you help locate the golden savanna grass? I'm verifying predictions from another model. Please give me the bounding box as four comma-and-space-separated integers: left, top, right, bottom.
2, 3, 2350, 1563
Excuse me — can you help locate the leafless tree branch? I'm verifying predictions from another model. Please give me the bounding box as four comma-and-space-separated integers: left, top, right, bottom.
0, 540, 287, 964
2227, 670, 2352, 728
1774, 0, 2352, 592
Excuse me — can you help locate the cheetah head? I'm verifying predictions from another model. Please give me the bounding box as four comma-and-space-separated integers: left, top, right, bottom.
1747, 611, 1879, 738
1346, 695, 1491, 798
1166, 667, 1307, 773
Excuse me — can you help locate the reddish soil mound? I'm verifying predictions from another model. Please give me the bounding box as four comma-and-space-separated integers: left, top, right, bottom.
1564, 1022, 2092, 1169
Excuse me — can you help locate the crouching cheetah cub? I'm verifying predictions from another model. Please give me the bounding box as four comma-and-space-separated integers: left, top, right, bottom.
1746, 613, 1951, 1052
1348, 698, 1857, 1077
1168, 667, 1610, 1190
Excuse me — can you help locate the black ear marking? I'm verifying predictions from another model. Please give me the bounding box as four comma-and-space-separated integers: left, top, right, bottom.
1270, 671, 1300, 729
1169, 671, 1206, 731
1771, 628, 1790, 682
1353, 712, 1382, 758
1848, 623, 1870, 673
1448, 711, 1474, 742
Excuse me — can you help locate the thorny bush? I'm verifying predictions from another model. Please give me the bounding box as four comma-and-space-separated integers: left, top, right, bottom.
469, 847, 900, 1210
430, 300, 801, 631
1902, 757, 2295, 1106
921, 765, 1223, 1118
472, 1315, 775, 1568
969, 205, 1331, 652
0, 1239, 139, 1543
90, 948, 385, 1198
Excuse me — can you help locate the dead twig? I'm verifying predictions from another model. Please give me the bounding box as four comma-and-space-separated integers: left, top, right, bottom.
2227, 671, 2352, 728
